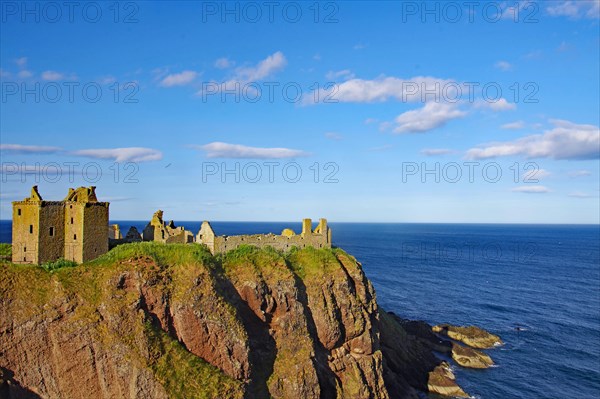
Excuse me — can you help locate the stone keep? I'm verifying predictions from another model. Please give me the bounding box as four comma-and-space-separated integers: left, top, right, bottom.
12, 186, 109, 264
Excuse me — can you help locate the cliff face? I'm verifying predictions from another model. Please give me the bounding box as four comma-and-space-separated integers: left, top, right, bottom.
0, 243, 464, 399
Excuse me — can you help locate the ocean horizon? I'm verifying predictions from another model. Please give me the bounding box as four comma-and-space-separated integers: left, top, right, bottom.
1, 220, 598, 398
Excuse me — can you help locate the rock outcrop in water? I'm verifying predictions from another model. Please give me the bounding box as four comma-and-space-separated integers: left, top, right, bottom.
433, 324, 503, 349
0, 242, 499, 398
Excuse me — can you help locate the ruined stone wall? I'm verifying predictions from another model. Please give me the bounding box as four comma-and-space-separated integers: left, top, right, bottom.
143, 224, 174, 243
64, 202, 85, 263
108, 224, 122, 240
11, 202, 40, 264
212, 232, 330, 254
82, 203, 109, 262
165, 230, 195, 244
38, 203, 65, 264
198, 219, 331, 255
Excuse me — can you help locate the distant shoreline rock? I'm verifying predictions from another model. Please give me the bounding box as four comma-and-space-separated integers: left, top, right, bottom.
433, 324, 503, 349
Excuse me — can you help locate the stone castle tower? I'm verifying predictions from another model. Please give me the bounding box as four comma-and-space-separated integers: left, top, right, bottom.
12, 186, 109, 264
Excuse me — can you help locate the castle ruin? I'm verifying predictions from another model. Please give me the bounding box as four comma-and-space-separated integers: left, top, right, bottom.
12, 186, 109, 264
196, 218, 331, 254
12, 186, 332, 264
142, 210, 194, 244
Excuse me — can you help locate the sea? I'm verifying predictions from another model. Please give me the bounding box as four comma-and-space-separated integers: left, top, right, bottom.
1, 221, 599, 399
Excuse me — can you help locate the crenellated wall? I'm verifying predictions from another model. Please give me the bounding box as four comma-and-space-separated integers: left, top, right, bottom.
197, 218, 331, 254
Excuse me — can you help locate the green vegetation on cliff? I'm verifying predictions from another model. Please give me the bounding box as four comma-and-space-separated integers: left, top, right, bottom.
0, 242, 364, 399
0, 242, 249, 399
0, 243, 11, 262
0, 241, 488, 399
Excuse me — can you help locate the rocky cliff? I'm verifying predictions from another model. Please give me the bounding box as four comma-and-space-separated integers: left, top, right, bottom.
0, 243, 493, 398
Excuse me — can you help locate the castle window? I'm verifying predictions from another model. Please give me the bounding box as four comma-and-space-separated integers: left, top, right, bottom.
71, 217, 74, 224
23, 257, 26, 262
17, 209, 21, 216
74, 234, 77, 240
49, 227, 54, 236
70, 205, 72, 209
29, 225, 33, 234
24, 247, 26, 252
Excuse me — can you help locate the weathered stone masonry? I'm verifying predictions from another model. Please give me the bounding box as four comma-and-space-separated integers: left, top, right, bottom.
12, 186, 109, 264
12, 186, 332, 264
196, 218, 332, 254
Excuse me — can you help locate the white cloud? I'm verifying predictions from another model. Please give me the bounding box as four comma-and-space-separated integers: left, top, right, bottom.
495, 61, 513, 71
73, 147, 163, 162
501, 121, 526, 130
522, 168, 551, 182
99, 75, 117, 85
501, 1, 533, 20
568, 191, 593, 198
391, 102, 467, 134
15, 57, 27, 67
524, 50, 543, 59
199, 52, 287, 95
546, 0, 599, 19
0, 144, 62, 153
215, 58, 233, 69
568, 170, 592, 178
324, 132, 343, 140
466, 119, 600, 160
305, 76, 454, 104
512, 185, 551, 193
196, 142, 308, 159
368, 144, 394, 152
325, 69, 355, 81
313, 54, 321, 61
420, 148, 456, 156
41, 71, 65, 81
17, 70, 33, 79
233, 51, 287, 82
475, 98, 517, 111
353, 43, 367, 50
160, 70, 198, 87
364, 118, 378, 125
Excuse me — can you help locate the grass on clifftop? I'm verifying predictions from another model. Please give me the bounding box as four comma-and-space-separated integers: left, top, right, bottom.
0, 242, 357, 398
0, 243, 11, 261
88, 241, 215, 269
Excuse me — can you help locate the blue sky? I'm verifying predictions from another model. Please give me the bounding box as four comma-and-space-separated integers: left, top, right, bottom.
1, 1, 599, 223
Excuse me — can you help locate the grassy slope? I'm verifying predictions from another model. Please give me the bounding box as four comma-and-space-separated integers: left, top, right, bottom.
1, 242, 244, 399
0, 242, 357, 398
